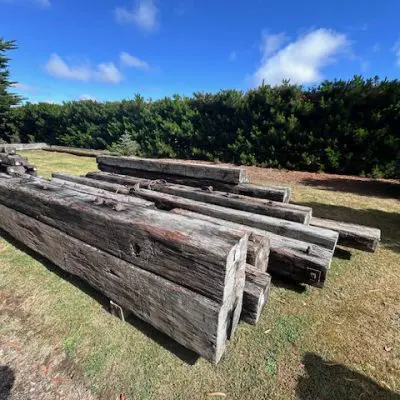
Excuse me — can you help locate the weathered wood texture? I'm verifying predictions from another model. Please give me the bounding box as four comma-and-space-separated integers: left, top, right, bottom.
0, 203, 235, 363
241, 265, 271, 325
170, 208, 332, 287
82, 172, 307, 223
118, 187, 338, 250
311, 217, 381, 252
170, 208, 269, 271
44, 146, 113, 157
53, 173, 130, 194
0, 177, 249, 309
50, 177, 152, 208
97, 155, 249, 184
95, 166, 290, 202
0, 143, 48, 151
5, 166, 26, 176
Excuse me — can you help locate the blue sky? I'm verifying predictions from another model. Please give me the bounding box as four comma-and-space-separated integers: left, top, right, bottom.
2, 0, 400, 103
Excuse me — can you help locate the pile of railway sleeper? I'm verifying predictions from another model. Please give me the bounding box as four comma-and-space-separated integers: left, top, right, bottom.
0, 154, 381, 363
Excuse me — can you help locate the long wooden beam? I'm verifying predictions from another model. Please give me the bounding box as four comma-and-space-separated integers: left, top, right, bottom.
70, 172, 307, 223
125, 188, 338, 250
97, 155, 249, 184
0, 203, 234, 363
95, 166, 291, 202
0, 177, 249, 309
51, 174, 270, 270
310, 217, 381, 252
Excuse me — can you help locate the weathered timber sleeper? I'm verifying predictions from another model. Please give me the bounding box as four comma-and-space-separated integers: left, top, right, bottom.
310, 217, 381, 252
93, 168, 291, 202
110, 187, 338, 250
241, 265, 272, 325
0, 177, 249, 311
69, 172, 308, 223
0, 203, 236, 363
97, 155, 249, 184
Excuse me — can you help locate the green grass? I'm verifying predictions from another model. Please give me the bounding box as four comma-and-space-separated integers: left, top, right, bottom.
1, 151, 399, 399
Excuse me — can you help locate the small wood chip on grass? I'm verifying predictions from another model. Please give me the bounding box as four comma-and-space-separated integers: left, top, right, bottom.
207, 392, 227, 397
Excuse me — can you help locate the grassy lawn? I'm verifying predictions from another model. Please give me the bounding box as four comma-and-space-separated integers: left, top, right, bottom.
1, 150, 399, 399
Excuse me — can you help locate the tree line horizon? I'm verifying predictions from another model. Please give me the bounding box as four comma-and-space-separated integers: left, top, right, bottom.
1, 39, 399, 178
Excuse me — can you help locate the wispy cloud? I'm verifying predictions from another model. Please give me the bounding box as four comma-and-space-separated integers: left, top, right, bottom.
11, 82, 37, 92
115, 0, 158, 32
372, 43, 380, 53
393, 39, 400, 66
228, 51, 237, 62
95, 62, 123, 83
45, 54, 123, 84
252, 29, 350, 86
0, 0, 50, 7
120, 52, 149, 70
45, 54, 92, 81
79, 94, 97, 101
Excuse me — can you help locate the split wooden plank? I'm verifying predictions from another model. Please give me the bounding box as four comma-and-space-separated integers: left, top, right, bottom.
0, 177, 248, 310
171, 208, 332, 287
97, 155, 250, 184
50, 177, 152, 208
241, 265, 271, 325
0, 203, 235, 363
95, 165, 290, 202
311, 217, 381, 252
81, 172, 307, 223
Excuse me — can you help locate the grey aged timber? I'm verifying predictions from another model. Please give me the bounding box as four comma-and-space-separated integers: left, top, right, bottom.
0, 203, 237, 363
92, 167, 291, 202
241, 265, 272, 325
114, 187, 338, 250
0, 177, 249, 309
50, 177, 152, 207
170, 208, 270, 271
170, 208, 333, 287
97, 155, 249, 184
74, 172, 308, 223
310, 217, 381, 252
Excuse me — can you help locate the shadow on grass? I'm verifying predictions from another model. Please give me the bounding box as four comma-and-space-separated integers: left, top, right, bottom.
0, 365, 14, 400
296, 352, 400, 400
299, 202, 400, 254
271, 276, 307, 294
0, 231, 199, 366
300, 177, 400, 199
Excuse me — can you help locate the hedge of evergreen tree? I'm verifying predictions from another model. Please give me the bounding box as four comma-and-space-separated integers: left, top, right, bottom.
1, 78, 399, 178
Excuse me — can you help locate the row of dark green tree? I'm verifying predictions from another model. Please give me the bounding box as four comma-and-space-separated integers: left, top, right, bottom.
1, 40, 399, 178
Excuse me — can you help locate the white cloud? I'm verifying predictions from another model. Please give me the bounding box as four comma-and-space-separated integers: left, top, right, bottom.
120, 52, 149, 70
79, 94, 97, 101
95, 62, 123, 83
45, 53, 91, 81
36, 0, 50, 6
45, 54, 123, 84
229, 51, 237, 61
261, 32, 287, 58
115, 0, 158, 32
252, 29, 349, 86
393, 39, 400, 66
11, 82, 36, 92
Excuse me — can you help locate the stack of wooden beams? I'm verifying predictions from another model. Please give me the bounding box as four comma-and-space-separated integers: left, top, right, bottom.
0, 146, 37, 176
0, 154, 381, 363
